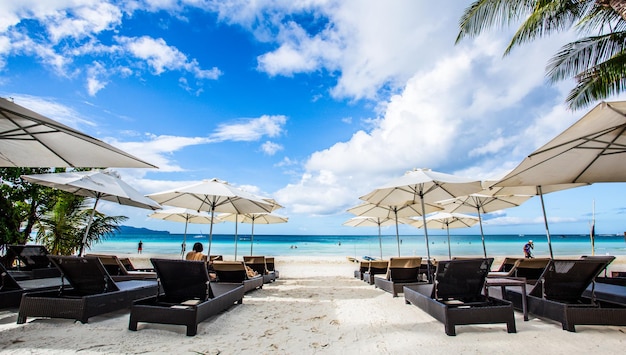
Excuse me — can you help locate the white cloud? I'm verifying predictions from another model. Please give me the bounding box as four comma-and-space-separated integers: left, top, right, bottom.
209, 115, 287, 142
116, 36, 221, 79
106, 134, 210, 173
261, 141, 283, 155
86, 61, 108, 96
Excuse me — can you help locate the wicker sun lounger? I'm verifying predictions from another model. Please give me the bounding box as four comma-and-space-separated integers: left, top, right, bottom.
17, 256, 158, 324
362, 260, 389, 285
86, 254, 157, 282
404, 258, 516, 336
129, 259, 244, 336
374, 257, 424, 297
354, 260, 370, 279
501, 257, 626, 332
1, 262, 67, 309
244, 256, 276, 283
488, 258, 551, 284
3, 245, 61, 280
212, 261, 264, 293
265, 257, 279, 278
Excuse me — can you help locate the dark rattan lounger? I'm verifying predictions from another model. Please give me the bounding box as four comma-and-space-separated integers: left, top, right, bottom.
265, 257, 279, 278
129, 258, 244, 336
3, 245, 61, 280
1, 262, 68, 309
404, 258, 516, 336
374, 257, 424, 297
212, 261, 264, 293
17, 256, 158, 324
86, 254, 157, 282
362, 260, 388, 285
502, 257, 626, 332
244, 256, 276, 283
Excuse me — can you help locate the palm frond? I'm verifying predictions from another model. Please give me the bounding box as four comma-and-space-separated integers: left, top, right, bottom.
566, 53, 626, 109
547, 31, 626, 81
504, 0, 586, 55
457, 0, 538, 43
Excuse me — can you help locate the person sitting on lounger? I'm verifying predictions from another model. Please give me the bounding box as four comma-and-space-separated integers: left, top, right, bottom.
186, 242, 206, 261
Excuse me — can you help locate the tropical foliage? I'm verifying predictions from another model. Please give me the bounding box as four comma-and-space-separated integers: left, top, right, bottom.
1, 167, 127, 255
457, 0, 626, 110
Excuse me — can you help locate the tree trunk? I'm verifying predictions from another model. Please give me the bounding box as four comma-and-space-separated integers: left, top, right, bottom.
598, 0, 626, 21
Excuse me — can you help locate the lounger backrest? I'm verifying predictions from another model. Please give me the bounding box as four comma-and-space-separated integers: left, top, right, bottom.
368, 260, 389, 275
433, 258, 493, 301
513, 258, 551, 280
266, 257, 276, 272
530, 258, 615, 302
496, 257, 522, 273
6, 245, 52, 270
0, 263, 22, 291
212, 261, 248, 282
358, 261, 370, 274
209, 255, 223, 261
151, 259, 212, 301
85, 254, 128, 276
49, 256, 119, 295
386, 257, 422, 282
244, 256, 268, 275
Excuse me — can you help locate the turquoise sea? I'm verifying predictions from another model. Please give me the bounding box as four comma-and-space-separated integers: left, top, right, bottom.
89, 232, 626, 259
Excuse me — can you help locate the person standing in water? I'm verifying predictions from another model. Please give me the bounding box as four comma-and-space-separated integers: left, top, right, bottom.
137, 240, 143, 254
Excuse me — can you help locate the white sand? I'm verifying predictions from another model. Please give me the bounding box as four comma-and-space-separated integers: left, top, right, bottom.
1, 255, 625, 354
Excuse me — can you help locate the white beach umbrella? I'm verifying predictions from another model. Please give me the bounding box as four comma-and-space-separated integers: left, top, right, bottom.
360, 168, 482, 278
216, 198, 283, 260
407, 212, 479, 259
218, 212, 288, 257
148, 208, 215, 259
343, 216, 405, 260
146, 178, 274, 256
438, 193, 532, 258
21, 169, 161, 256
0, 98, 156, 168
347, 202, 432, 257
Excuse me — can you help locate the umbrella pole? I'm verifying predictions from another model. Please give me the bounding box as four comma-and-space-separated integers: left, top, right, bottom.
182, 218, 189, 260
394, 208, 400, 257
537, 186, 554, 259
419, 194, 432, 283
208, 206, 215, 257
234, 215, 239, 261
79, 196, 100, 256
250, 217, 254, 256
446, 223, 452, 259
477, 207, 487, 258
378, 219, 383, 260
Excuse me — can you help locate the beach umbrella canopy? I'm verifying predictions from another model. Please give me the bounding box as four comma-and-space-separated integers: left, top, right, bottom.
407, 212, 479, 259
438, 193, 532, 258
347, 202, 434, 257
0, 98, 157, 168
21, 169, 161, 256
360, 168, 482, 278
146, 178, 274, 256
148, 208, 215, 259
218, 212, 288, 257
343, 216, 405, 260
489, 101, 626, 258
495, 101, 626, 186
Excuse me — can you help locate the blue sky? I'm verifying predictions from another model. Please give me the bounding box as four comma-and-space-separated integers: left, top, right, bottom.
2, 1, 626, 238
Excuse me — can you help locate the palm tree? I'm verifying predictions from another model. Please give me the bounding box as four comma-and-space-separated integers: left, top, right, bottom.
456, 0, 626, 110
35, 193, 127, 255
